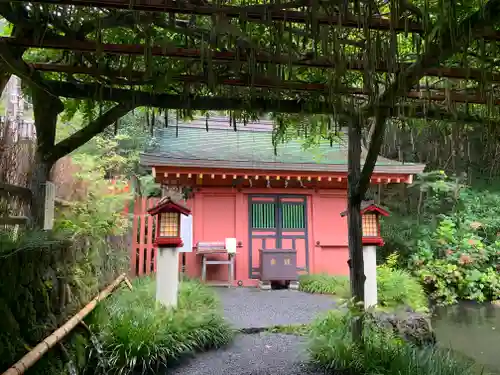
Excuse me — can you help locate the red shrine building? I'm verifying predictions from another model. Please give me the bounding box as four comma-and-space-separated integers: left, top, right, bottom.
140, 117, 425, 287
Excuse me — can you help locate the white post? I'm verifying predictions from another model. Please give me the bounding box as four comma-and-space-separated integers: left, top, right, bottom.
156, 247, 180, 308
363, 245, 378, 308
43, 181, 55, 230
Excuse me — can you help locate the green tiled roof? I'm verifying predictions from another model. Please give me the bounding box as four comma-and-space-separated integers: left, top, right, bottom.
140, 118, 425, 174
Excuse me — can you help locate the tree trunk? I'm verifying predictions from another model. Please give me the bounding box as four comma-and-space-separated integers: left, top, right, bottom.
30, 152, 54, 229
30, 89, 63, 229
347, 118, 365, 343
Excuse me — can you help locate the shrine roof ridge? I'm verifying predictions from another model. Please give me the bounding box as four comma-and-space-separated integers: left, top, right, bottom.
141, 117, 426, 175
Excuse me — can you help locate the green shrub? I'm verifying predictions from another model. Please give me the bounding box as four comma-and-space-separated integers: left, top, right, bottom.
299, 256, 428, 312
88, 276, 233, 375
377, 254, 429, 312
382, 172, 500, 305
409, 216, 500, 305
299, 274, 350, 296
309, 309, 484, 375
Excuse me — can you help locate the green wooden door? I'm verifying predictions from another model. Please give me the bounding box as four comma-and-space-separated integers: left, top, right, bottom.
248, 195, 308, 279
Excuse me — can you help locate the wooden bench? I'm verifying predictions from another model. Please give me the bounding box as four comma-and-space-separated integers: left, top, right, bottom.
196, 242, 235, 287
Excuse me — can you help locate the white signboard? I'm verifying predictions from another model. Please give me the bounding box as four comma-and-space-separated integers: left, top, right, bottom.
178, 214, 193, 252
225, 238, 237, 254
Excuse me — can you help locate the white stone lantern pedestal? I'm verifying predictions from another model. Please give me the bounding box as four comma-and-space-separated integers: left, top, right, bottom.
156, 247, 180, 308
363, 245, 378, 309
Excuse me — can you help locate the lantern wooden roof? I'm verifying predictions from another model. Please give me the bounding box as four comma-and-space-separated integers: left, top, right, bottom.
147, 196, 191, 216
340, 201, 390, 217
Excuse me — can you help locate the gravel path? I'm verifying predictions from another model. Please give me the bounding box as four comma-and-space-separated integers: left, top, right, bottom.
168, 333, 328, 375
165, 288, 335, 375
214, 287, 337, 329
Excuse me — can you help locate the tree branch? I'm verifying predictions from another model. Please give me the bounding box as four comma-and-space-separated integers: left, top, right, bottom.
0, 3, 37, 93
49, 103, 136, 163
357, 0, 500, 198
0, 37, 61, 100
78, 11, 158, 37
0, 3, 31, 29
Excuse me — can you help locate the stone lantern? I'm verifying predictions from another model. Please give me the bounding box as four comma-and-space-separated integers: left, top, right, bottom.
360, 201, 388, 246
341, 200, 389, 308
148, 196, 191, 307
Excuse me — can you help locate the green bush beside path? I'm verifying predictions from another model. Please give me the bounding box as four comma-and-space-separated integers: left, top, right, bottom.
309, 309, 491, 375
299, 254, 429, 312
87, 277, 233, 375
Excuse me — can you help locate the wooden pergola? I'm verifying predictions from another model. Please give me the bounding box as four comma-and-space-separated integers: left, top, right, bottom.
1, 1, 500, 110
2, 0, 500, 339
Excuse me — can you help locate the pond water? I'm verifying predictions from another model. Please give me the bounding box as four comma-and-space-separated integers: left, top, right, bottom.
432, 302, 500, 373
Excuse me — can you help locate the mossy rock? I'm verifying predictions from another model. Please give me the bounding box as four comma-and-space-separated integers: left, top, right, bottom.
370, 308, 436, 347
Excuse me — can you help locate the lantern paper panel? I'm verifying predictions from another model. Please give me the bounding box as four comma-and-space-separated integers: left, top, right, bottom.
160, 212, 180, 237
362, 213, 378, 237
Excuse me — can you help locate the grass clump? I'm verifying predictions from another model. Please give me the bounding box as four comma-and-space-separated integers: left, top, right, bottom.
377, 264, 428, 312
266, 323, 311, 336
309, 309, 486, 375
299, 273, 350, 296
299, 255, 428, 312
87, 276, 233, 375
377, 253, 429, 312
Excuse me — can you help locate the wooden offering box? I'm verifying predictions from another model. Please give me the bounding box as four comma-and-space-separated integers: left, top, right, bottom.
259, 248, 298, 282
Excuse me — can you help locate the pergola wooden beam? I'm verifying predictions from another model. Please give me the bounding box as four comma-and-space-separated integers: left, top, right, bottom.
43, 79, 500, 126
7, 0, 500, 41
8, 37, 500, 81
32, 62, 500, 106
44, 79, 337, 113
6, 36, 339, 69
0, 0, 430, 32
